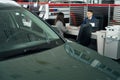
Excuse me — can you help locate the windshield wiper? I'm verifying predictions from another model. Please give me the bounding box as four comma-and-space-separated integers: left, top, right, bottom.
0, 39, 64, 61
0, 45, 51, 61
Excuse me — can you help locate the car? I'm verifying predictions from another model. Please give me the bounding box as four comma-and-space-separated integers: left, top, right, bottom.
0, 0, 120, 80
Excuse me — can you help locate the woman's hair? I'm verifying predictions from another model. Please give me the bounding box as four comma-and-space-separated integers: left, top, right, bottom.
54, 12, 65, 26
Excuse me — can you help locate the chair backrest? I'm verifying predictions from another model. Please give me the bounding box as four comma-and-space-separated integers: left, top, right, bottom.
94, 15, 104, 30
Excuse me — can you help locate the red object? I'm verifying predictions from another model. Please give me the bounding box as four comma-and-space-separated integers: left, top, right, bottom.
17, 2, 120, 7
70, 12, 77, 26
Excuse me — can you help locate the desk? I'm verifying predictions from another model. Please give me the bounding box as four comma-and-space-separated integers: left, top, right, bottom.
66, 26, 97, 39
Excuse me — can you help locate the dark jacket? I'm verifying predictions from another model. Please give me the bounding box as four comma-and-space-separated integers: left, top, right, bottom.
77, 24, 92, 46
81, 16, 99, 32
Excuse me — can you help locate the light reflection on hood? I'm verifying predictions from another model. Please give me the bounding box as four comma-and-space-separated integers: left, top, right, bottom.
64, 43, 120, 80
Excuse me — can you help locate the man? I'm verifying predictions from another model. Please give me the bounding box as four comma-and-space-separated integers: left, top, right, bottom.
76, 10, 98, 46
81, 10, 99, 32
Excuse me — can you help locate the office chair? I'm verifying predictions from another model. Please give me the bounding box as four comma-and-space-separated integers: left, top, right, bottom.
94, 15, 104, 30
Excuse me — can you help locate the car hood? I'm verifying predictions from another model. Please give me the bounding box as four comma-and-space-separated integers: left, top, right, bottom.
0, 42, 120, 80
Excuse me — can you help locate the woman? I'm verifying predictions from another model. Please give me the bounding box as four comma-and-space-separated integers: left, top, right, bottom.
54, 12, 68, 37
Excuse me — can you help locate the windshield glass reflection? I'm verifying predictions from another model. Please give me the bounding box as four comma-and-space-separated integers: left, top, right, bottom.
0, 9, 64, 55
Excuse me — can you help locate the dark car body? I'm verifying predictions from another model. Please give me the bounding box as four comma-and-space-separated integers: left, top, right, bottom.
0, 0, 120, 80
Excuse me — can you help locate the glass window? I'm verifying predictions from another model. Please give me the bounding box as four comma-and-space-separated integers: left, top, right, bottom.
0, 8, 64, 54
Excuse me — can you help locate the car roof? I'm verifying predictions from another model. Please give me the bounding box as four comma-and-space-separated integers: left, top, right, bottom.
0, 0, 20, 8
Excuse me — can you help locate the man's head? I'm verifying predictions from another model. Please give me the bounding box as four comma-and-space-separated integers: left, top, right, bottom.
87, 10, 93, 19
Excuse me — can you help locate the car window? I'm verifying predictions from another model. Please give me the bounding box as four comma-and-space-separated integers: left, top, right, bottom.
0, 8, 64, 58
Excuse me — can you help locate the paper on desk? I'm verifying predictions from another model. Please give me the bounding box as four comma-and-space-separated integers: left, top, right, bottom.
70, 26, 79, 30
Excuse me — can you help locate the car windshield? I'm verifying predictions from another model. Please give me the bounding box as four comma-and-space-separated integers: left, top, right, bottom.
0, 8, 64, 58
